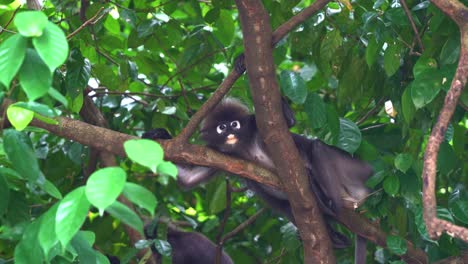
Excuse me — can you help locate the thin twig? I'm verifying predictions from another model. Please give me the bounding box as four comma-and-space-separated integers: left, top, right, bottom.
220, 208, 266, 244
400, 0, 425, 52
67, 7, 106, 40
0, 6, 20, 36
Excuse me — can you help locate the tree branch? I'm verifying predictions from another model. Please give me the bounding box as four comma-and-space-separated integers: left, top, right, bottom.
234, 0, 334, 262
423, 0, 468, 242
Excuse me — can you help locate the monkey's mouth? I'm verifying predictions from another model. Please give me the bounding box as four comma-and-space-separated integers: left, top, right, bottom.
225, 134, 238, 145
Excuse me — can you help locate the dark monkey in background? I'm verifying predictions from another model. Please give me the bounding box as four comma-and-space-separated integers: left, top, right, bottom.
144, 98, 373, 263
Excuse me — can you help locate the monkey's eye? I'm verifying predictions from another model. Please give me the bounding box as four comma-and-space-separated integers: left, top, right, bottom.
230, 120, 240, 129
216, 124, 227, 134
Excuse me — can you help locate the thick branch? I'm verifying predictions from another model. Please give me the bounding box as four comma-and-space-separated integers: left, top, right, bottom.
423, 2, 468, 242
430, 0, 468, 27
29, 117, 281, 188
235, 0, 334, 263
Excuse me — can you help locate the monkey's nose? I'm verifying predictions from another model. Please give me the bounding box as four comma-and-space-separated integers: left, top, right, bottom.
226, 134, 238, 145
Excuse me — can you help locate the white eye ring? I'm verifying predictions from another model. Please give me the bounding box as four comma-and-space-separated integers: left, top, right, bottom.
230, 120, 240, 129
216, 124, 227, 134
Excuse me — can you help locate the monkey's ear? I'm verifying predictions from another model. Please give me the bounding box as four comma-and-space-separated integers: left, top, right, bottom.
142, 128, 173, 140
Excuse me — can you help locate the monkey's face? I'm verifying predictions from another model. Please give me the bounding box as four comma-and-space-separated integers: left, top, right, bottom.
201, 116, 254, 155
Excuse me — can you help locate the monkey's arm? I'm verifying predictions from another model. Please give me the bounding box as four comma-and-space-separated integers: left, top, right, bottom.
142, 128, 219, 190
176, 165, 218, 189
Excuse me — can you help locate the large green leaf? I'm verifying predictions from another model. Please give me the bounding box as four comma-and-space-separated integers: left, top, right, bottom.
0, 34, 27, 87
85, 167, 126, 214
0, 173, 9, 215
33, 22, 69, 72
18, 49, 51, 101
71, 231, 111, 264
366, 36, 381, 67
213, 10, 235, 46
14, 220, 44, 264
208, 179, 227, 215
38, 204, 60, 259
383, 175, 400, 196
410, 68, 444, 108
320, 30, 342, 63
448, 186, 468, 224
13, 101, 57, 117
124, 139, 164, 173
14, 11, 48, 37
65, 49, 91, 99
106, 201, 144, 235
304, 93, 326, 129
383, 43, 401, 77
56, 187, 91, 247
3, 129, 41, 182
386, 235, 407, 255
394, 153, 413, 173
401, 87, 415, 124
6, 105, 34, 131
337, 118, 361, 154
280, 70, 307, 104
157, 161, 178, 179
122, 182, 158, 216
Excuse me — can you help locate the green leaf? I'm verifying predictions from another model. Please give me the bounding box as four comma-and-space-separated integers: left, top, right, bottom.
157, 161, 178, 179
71, 231, 111, 264
122, 182, 158, 216
394, 153, 413, 173
304, 93, 326, 129
437, 141, 457, 174
383, 43, 401, 76
383, 175, 400, 196
386, 235, 407, 255
320, 30, 342, 63
48, 87, 69, 107
42, 179, 63, 199
33, 22, 69, 71
124, 139, 164, 173
280, 223, 301, 251
449, 186, 468, 224
280, 70, 307, 104
106, 201, 144, 235
6, 105, 34, 131
413, 56, 437, 78
410, 69, 443, 108
366, 36, 381, 67
337, 118, 361, 154
0, 34, 27, 87
13, 101, 57, 117
153, 239, 172, 256
14, 11, 48, 37
439, 37, 460, 65
86, 167, 126, 214
213, 10, 234, 46
14, 220, 44, 264
0, 173, 9, 215
3, 129, 41, 182
401, 86, 415, 124
39, 204, 60, 259
18, 49, 51, 101
209, 179, 227, 215
65, 49, 91, 99
56, 187, 90, 247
